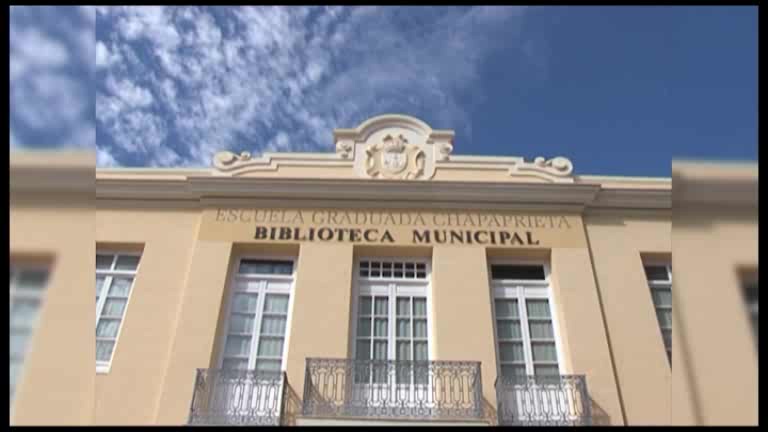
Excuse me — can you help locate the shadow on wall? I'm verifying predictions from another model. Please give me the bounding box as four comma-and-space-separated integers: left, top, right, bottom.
481, 397, 498, 425
281, 382, 302, 426
590, 398, 611, 425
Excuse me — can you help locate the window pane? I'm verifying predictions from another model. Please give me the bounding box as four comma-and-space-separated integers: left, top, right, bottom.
501, 365, 527, 379
499, 342, 525, 362
96, 318, 121, 338
10, 298, 40, 328
661, 329, 672, 349
96, 254, 114, 270
264, 294, 289, 313
656, 309, 672, 328
413, 298, 427, 316
96, 340, 115, 361
96, 275, 106, 294
257, 337, 284, 357
261, 316, 287, 335
381, 262, 392, 278
232, 293, 258, 313
374, 297, 388, 315
532, 342, 557, 362
496, 320, 522, 339
373, 341, 388, 359
229, 314, 256, 334
356, 340, 371, 360
256, 360, 281, 374
102, 298, 126, 317
115, 255, 140, 271
10, 361, 22, 389
357, 318, 371, 337
413, 319, 428, 338
396, 341, 411, 360
526, 300, 551, 318
239, 259, 293, 275
373, 318, 388, 337
529, 322, 554, 339
414, 341, 428, 361
222, 358, 247, 370
651, 288, 672, 307
396, 298, 410, 316
533, 365, 560, 384
16, 270, 49, 291
10, 331, 30, 357
396, 319, 411, 337
495, 299, 518, 318
108, 277, 133, 297
491, 265, 545, 280
359, 297, 372, 315
224, 336, 252, 356
644, 265, 670, 281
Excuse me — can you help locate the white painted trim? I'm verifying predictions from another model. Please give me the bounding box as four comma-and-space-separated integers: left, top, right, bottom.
216, 255, 297, 372
95, 251, 143, 374
488, 260, 565, 376
9, 263, 51, 411
351, 257, 433, 363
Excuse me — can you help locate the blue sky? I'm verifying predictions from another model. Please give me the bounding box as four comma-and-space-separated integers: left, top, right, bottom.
10, 6, 757, 176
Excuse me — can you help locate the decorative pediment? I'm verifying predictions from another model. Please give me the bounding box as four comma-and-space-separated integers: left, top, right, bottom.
334, 114, 454, 180
211, 114, 575, 183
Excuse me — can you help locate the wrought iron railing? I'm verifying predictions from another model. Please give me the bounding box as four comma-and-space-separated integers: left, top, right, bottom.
495, 374, 591, 426
188, 368, 288, 426
302, 358, 484, 420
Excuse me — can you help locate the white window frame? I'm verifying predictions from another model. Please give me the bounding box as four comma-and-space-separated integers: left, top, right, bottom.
10, 262, 50, 408
216, 255, 297, 373
643, 261, 672, 365
95, 250, 142, 374
488, 260, 565, 377
351, 257, 434, 365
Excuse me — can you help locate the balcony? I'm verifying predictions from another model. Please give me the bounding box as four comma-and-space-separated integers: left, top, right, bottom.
188, 368, 287, 426
495, 374, 592, 426
301, 358, 484, 423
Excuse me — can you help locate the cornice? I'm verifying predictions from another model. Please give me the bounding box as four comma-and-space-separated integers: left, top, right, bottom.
93, 174, 672, 211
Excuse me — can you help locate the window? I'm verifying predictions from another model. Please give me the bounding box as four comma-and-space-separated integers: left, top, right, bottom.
644, 263, 672, 364
96, 252, 141, 373
353, 259, 431, 385
490, 263, 561, 380
742, 276, 758, 348
219, 258, 295, 373
10, 265, 49, 404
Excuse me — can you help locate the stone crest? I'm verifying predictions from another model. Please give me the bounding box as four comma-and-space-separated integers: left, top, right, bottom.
365, 134, 426, 180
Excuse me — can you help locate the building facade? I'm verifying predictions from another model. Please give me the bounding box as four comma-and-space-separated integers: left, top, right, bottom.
9, 115, 758, 426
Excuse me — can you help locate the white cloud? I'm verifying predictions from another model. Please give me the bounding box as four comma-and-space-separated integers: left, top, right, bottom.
95, 41, 109, 68
12, 73, 86, 129
97, 146, 118, 167
106, 76, 154, 108
10, 27, 70, 69
109, 110, 167, 154
95, 6, 530, 167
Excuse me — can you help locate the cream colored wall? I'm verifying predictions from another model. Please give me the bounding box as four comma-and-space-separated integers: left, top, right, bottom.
11, 200, 671, 426
583, 210, 672, 425
281, 242, 355, 423
154, 239, 233, 424
549, 246, 625, 425
10, 204, 94, 425
431, 246, 498, 423
671, 209, 758, 425
92, 208, 201, 425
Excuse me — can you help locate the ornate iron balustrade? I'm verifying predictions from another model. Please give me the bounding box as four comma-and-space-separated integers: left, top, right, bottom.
495, 374, 592, 426
188, 368, 287, 426
302, 358, 484, 420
